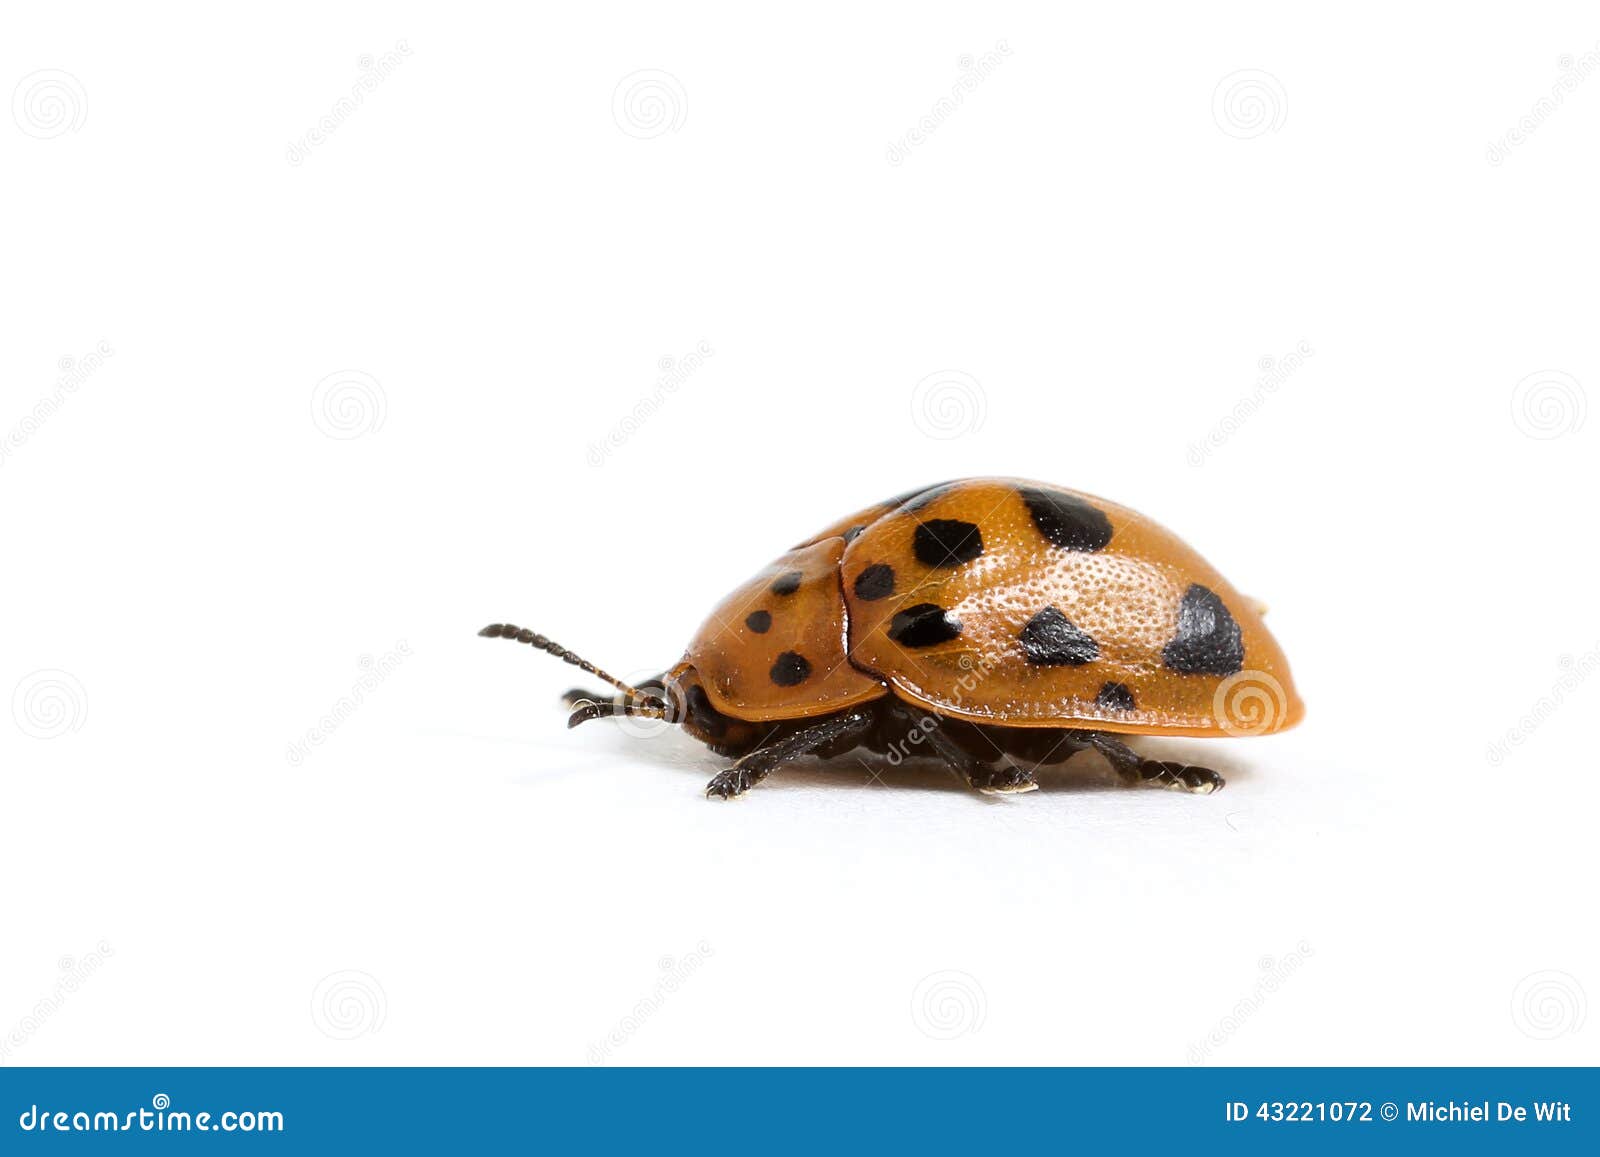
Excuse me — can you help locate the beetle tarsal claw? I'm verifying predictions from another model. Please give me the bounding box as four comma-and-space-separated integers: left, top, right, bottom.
1131, 760, 1225, 794
1183, 769, 1225, 794
704, 767, 754, 799
979, 780, 1039, 796
970, 765, 1039, 795
566, 703, 609, 728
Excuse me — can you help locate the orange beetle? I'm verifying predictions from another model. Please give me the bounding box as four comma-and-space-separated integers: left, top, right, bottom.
482, 478, 1303, 799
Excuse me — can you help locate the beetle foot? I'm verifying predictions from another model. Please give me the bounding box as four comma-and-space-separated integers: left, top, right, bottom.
1124, 760, 1224, 795
705, 767, 760, 800
561, 686, 607, 708
970, 764, 1039, 795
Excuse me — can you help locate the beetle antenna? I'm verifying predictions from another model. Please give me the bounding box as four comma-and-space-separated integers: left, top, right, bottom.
478, 623, 667, 709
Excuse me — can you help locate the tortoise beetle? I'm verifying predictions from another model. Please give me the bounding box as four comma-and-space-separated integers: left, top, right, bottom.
481, 478, 1303, 799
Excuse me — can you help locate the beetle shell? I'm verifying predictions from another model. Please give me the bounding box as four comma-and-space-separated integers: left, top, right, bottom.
682, 536, 883, 720
674, 478, 1303, 737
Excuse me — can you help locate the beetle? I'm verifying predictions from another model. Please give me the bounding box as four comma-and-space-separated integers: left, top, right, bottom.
481, 478, 1303, 799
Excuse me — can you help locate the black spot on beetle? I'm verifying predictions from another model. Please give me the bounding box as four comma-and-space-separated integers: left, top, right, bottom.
1019, 486, 1113, 552
771, 570, 803, 596
1162, 584, 1244, 675
769, 651, 812, 686
913, 519, 984, 568
745, 610, 771, 633
1096, 681, 1136, 712
1019, 607, 1100, 666
853, 563, 896, 601
888, 603, 963, 648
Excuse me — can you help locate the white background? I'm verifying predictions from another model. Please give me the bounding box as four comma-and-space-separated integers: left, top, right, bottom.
3, 3, 1596, 1067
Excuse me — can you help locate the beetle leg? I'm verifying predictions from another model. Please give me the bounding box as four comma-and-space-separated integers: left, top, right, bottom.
567, 700, 671, 728
964, 762, 1039, 794
563, 672, 673, 727
1088, 734, 1225, 795
704, 708, 876, 800
561, 687, 608, 708
884, 702, 1039, 795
